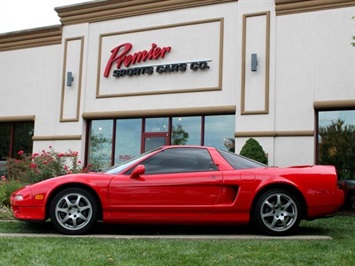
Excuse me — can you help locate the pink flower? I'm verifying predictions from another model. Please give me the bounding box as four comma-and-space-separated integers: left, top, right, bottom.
30, 163, 37, 169
49, 146, 52, 149
18, 150, 24, 156
78, 160, 81, 164
32, 153, 39, 158
1, 176, 6, 181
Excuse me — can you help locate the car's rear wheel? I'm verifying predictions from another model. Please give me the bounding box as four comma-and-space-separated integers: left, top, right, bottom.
254, 189, 301, 236
49, 188, 98, 235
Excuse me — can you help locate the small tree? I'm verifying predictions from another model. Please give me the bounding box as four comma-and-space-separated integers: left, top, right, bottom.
240, 138, 268, 165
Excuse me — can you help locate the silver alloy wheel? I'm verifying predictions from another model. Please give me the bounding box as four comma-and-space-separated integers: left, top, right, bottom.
54, 192, 93, 231
259, 192, 298, 232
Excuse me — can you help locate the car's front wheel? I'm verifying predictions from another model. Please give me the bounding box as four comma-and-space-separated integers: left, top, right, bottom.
49, 188, 98, 235
254, 189, 301, 236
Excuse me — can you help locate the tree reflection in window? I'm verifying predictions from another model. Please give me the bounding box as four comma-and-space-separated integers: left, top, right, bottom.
171, 117, 200, 145
88, 120, 113, 171
318, 110, 355, 180
171, 124, 189, 145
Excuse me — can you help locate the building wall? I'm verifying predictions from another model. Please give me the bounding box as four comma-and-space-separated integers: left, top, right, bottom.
235, 2, 355, 166
273, 6, 355, 166
1, 0, 354, 166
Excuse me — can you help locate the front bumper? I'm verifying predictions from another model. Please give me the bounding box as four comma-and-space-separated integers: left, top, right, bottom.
10, 186, 46, 221
12, 205, 46, 221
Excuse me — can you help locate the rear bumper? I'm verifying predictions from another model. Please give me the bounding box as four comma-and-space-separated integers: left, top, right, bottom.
307, 188, 344, 218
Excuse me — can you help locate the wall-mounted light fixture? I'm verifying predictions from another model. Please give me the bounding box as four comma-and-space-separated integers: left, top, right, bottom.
66, 71, 74, 87
251, 53, 258, 72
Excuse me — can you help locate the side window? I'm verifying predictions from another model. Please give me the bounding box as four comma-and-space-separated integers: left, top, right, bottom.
141, 148, 216, 174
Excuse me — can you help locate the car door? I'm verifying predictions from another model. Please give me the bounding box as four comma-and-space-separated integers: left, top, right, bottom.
108, 147, 223, 220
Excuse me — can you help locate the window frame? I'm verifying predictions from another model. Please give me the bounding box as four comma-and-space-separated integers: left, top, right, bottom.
85, 114, 235, 168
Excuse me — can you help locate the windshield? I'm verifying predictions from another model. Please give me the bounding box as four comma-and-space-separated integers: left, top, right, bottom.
103, 147, 161, 174
217, 149, 267, 169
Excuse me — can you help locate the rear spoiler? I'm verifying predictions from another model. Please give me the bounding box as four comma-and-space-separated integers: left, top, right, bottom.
287, 165, 314, 168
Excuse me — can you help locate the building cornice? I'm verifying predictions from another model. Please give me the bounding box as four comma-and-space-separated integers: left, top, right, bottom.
0, 115, 35, 122
314, 100, 355, 110
82, 105, 236, 119
55, 0, 237, 26
276, 0, 355, 15
0, 26, 62, 51
235, 130, 314, 138
1, 0, 353, 51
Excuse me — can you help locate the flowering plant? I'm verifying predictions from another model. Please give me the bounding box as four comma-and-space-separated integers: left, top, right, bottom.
4, 146, 89, 184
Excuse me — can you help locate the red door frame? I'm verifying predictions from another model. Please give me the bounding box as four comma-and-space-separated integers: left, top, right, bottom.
141, 132, 170, 153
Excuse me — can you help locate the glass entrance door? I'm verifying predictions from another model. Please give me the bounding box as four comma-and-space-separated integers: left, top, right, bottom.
143, 133, 169, 152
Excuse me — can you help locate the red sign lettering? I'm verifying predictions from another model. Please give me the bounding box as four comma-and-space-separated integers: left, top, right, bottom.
104, 43, 172, 77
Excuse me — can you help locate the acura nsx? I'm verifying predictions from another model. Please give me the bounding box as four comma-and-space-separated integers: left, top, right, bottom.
11, 146, 344, 236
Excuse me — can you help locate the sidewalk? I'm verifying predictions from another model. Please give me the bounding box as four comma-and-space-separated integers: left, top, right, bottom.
0, 233, 332, 240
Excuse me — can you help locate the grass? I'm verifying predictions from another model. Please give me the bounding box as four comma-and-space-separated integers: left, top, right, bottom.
0, 214, 354, 265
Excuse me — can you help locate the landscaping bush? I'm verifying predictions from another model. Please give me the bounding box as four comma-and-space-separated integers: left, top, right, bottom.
0, 178, 23, 207
240, 138, 268, 165
0, 147, 89, 210
5, 147, 89, 184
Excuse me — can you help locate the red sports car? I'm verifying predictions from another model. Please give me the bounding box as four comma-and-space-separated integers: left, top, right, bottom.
11, 146, 344, 236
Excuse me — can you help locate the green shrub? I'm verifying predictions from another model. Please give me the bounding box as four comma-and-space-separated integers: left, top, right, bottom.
0, 178, 24, 207
240, 138, 268, 165
1, 147, 89, 209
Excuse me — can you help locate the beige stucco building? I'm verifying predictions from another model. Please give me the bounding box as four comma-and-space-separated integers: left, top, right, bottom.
1, 0, 354, 169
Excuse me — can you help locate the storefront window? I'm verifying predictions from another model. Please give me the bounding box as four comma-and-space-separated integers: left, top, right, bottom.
317, 110, 355, 180
204, 115, 235, 151
115, 119, 142, 164
88, 120, 113, 171
145, 117, 169, 133
0, 123, 11, 161
87, 114, 235, 167
172, 117, 201, 145
0, 122, 34, 161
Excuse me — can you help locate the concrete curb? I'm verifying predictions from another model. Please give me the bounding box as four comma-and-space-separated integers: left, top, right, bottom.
0, 233, 332, 240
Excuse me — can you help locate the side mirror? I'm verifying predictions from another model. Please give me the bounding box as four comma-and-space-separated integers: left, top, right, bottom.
130, 164, 145, 178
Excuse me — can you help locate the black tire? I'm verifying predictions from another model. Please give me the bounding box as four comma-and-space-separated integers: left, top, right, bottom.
49, 188, 98, 235
253, 189, 301, 236
347, 190, 355, 212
